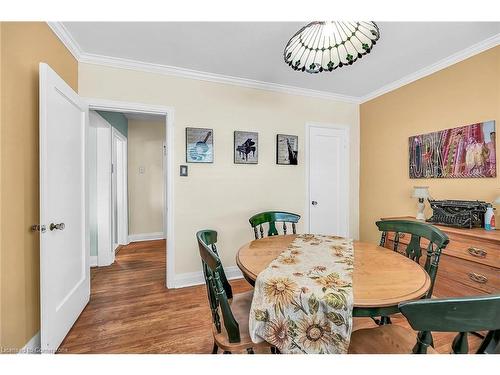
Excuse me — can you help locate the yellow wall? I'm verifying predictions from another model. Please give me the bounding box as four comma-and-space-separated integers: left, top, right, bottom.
0, 22, 78, 350
360, 46, 500, 244
79, 63, 360, 279
128, 118, 166, 235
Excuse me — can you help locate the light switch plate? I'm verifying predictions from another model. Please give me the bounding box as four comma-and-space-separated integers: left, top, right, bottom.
180, 165, 188, 177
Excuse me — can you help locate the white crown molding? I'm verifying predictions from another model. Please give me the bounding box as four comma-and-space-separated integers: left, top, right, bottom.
360, 32, 500, 103
47, 22, 83, 61
48, 22, 500, 105
78, 52, 360, 103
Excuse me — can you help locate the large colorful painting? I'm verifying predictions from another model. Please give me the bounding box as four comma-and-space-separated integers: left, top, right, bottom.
409, 121, 496, 178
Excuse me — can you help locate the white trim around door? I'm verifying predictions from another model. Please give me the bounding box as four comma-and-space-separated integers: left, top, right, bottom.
91, 111, 113, 267
305, 122, 350, 237
111, 127, 128, 252
84, 98, 176, 289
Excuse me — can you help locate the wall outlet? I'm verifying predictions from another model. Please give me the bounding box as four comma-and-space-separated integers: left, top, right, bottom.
139, 166, 145, 174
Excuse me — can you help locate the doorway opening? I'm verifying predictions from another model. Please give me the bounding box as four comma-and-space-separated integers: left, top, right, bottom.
89, 110, 167, 264
86, 100, 174, 289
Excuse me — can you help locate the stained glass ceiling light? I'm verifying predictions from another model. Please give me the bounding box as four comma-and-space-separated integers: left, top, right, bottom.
284, 21, 380, 73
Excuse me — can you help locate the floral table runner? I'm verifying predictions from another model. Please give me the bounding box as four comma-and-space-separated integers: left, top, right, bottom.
249, 234, 354, 354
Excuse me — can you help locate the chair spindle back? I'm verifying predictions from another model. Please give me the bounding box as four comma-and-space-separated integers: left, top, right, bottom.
249, 211, 301, 239
377, 220, 449, 298
399, 294, 500, 354
197, 230, 240, 343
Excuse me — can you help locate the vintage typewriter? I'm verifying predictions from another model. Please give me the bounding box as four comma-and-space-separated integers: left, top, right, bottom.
426, 199, 488, 229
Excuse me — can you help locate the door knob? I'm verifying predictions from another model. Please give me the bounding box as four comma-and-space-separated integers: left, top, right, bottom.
50, 222, 65, 231
31, 224, 46, 233
311, 201, 318, 206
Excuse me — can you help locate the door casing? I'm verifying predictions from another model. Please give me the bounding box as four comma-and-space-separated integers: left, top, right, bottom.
304, 122, 350, 237
85, 99, 175, 288
111, 127, 128, 251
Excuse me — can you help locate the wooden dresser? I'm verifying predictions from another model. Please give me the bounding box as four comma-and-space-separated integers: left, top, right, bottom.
382, 216, 500, 298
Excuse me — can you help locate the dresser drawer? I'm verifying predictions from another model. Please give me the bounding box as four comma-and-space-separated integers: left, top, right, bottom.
442, 235, 500, 268
386, 232, 411, 245
437, 255, 500, 294
432, 273, 492, 298
386, 231, 500, 268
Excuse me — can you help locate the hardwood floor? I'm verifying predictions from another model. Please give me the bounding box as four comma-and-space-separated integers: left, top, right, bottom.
59, 240, 481, 354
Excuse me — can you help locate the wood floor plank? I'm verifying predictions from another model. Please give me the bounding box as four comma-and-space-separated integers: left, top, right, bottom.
59, 240, 481, 354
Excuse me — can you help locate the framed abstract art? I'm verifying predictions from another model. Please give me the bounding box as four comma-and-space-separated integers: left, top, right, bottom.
276, 134, 298, 165
186, 127, 213, 163
409, 120, 496, 178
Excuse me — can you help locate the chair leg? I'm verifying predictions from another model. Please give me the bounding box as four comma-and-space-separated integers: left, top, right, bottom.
212, 342, 218, 354
246, 348, 255, 354
380, 316, 392, 325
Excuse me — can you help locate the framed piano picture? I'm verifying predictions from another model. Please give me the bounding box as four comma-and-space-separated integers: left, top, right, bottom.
234, 131, 258, 164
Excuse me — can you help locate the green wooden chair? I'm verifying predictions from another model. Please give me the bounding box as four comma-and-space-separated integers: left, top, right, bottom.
349, 294, 500, 354
197, 230, 271, 354
377, 220, 450, 298
375, 220, 449, 325
249, 211, 300, 239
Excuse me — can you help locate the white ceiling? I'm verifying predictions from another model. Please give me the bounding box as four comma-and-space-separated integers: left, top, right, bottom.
62, 22, 499, 99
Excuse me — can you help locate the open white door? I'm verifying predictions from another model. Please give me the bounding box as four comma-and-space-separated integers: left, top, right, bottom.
39, 63, 90, 352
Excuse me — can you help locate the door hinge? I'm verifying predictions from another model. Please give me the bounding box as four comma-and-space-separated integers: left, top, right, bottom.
111, 163, 114, 174
32, 224, 46, 233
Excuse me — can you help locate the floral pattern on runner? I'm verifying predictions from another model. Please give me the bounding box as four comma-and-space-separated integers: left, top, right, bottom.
249, 234, 354, 354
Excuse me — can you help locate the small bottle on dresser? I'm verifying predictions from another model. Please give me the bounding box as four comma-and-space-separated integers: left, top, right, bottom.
484, 204, 495, 230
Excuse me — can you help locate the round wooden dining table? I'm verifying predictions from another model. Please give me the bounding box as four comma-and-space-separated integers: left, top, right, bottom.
236, 234, 431, 317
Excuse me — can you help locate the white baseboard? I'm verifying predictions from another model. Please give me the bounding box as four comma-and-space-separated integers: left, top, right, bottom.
128, 232, 165, 243
18, 331, 40, 354
172, 266, 243, 289
90, 255, 98, 267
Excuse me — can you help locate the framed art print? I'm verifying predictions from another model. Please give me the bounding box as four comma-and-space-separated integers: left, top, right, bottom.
234, 131, 258, 164
186, 127, 213, 163
276, 134, 298, 165
409, 120, 496, 178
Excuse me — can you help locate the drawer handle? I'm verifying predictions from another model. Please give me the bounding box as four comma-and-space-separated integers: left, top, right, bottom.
468, 272, 488, 284
467, 247, 487, 258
